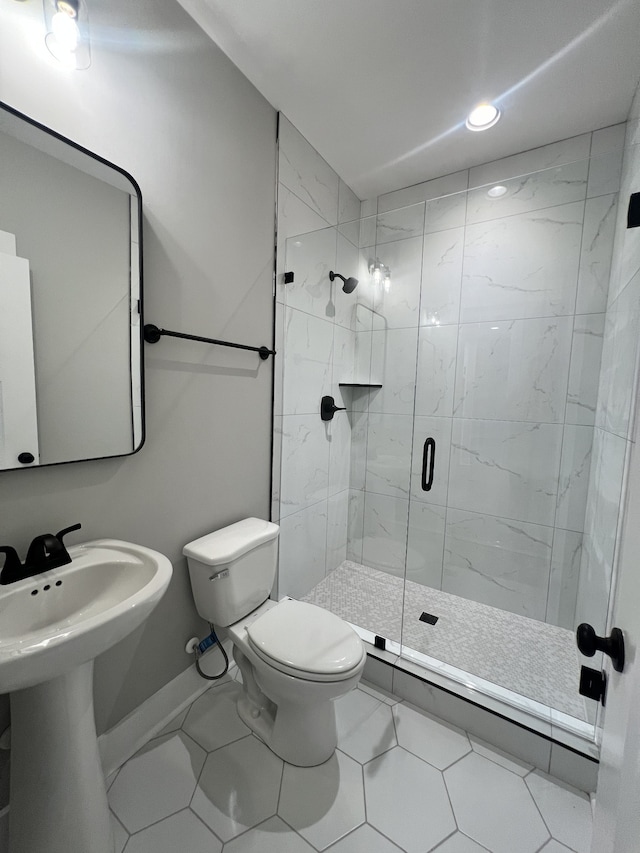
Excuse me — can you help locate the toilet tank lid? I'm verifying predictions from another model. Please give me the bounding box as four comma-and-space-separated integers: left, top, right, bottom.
183, 518, 279, 566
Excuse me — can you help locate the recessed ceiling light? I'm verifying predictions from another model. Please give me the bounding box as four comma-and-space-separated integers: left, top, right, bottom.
487, 185, 508, 198
466, 103, 501, 132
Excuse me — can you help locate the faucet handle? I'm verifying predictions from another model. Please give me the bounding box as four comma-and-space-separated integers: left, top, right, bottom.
0, 546, 24, 585
55, 523, 82, 546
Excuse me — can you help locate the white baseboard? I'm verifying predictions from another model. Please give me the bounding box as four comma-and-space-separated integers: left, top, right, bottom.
99, 649, 234, 778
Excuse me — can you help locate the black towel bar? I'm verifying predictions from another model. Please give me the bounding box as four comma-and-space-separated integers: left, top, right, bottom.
143, 324, 275, 360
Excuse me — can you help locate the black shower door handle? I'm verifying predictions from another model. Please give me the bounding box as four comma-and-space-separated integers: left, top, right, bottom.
422, 437, 436, 491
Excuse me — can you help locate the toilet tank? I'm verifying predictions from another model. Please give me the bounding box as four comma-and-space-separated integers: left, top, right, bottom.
183, 518, 279, 627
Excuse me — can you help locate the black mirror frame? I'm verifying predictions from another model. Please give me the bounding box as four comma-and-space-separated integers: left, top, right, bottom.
0, 100, 145, 470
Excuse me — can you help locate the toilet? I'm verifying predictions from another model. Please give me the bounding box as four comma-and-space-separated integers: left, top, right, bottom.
184, 517, 366, 766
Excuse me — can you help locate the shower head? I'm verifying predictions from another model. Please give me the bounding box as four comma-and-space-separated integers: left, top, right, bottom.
329, 271, 359, 294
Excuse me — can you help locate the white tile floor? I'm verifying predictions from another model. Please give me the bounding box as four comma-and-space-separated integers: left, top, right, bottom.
107, 672, 592, 853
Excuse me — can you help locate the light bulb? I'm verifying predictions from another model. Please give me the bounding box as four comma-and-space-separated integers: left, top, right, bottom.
44, 0, 91, 69
52, 10, 79, 51
369, 259, 383, 285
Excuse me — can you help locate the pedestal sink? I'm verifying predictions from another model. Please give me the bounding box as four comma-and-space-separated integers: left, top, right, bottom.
0, 539, 173, 853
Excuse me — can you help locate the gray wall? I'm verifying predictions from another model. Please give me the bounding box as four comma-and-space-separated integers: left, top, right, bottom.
0, 0, 276, 735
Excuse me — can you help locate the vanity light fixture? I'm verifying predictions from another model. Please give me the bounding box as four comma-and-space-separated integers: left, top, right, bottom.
465, 103, 501, 132
43, 0, 91, 70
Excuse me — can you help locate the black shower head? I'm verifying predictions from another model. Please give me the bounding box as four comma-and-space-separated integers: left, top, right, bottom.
329, 270, 359, 294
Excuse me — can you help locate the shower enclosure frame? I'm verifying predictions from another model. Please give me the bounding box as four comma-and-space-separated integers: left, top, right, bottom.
272, 121, 633, 759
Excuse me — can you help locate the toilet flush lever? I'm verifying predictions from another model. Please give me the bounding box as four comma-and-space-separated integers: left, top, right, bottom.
209, 569, 229, 581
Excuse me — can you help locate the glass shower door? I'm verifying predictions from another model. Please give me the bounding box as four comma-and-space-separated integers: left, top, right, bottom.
398, 156, 622, 743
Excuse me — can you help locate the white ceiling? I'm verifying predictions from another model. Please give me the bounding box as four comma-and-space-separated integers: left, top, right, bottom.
178, 0, 640, 199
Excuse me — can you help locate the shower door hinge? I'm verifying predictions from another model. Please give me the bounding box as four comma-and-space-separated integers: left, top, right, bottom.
628, 192, 640, 228
374, 635, 386, 651
579, 666, 607, 706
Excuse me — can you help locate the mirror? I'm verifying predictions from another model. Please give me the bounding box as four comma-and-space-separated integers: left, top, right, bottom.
0, 101, 143, 470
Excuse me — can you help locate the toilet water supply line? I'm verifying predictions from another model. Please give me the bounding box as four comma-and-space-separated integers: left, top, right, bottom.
187, 622, 230, 681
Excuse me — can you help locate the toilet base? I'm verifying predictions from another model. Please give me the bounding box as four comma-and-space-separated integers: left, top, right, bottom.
233, 647, 358, 766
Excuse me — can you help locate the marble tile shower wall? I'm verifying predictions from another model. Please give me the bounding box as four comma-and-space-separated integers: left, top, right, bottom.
273, 115, 362, 600
348, 126, 626, 630
576, 91, 640, 636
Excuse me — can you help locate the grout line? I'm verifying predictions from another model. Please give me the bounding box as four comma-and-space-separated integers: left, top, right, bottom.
526, 781, 555, 849
219, 814, 274, 848
440, 748, 472, 776
284, 403, 600, 429
275, 812, 307, 843
189, 806, 225, 845
110, 811, 130, 851
121, 804, 185, 842
427, 829, 468, 852
440, 771, 460, 836
275, 750, 286, 814
360, 763, 368, 826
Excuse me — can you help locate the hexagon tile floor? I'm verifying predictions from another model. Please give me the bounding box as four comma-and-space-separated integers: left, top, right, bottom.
107, 673, 593, 853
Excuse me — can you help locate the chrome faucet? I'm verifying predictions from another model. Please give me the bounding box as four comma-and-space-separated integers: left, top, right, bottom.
0, 523, 82, 585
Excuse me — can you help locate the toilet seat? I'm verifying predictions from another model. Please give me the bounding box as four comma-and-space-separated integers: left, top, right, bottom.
245, 598, 365, 683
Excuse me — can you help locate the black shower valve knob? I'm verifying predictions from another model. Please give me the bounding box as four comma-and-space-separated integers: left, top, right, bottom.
320, 395, 346, 421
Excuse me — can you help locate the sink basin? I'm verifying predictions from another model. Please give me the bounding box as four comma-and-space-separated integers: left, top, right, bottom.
3, 539, 173, 853
0, 539, 172, 693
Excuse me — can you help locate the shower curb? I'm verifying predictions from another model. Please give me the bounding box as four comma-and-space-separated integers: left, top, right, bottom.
363, 649, 600, 794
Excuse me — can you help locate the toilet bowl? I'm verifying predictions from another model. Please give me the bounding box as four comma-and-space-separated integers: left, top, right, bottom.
184, 518, 366, 766
227, 597, 365, 766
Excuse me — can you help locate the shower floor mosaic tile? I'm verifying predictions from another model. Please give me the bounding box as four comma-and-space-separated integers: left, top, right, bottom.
302, 561, 589, 722
107, 675, 592, 853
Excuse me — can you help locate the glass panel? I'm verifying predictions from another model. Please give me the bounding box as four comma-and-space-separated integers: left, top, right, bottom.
275, 218, 410, 651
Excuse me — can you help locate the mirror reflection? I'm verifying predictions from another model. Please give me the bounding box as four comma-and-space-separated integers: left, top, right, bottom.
0, 102, 143, 470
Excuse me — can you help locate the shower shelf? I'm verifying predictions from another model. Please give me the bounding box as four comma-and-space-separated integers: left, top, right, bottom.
338, 382, 382, 388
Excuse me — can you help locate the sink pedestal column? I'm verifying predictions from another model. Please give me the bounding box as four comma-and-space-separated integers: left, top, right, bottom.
9, 661, 113, 853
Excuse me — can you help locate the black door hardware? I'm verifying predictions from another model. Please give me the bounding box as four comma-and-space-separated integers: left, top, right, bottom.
576, 623, 625, 673
579, 666, 607, 705
421, 437, 436, 491
321, 395, 346, 422
17, 452, 35, 464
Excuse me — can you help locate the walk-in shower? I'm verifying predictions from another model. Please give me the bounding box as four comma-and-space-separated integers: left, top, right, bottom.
273, 122, 636, 756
